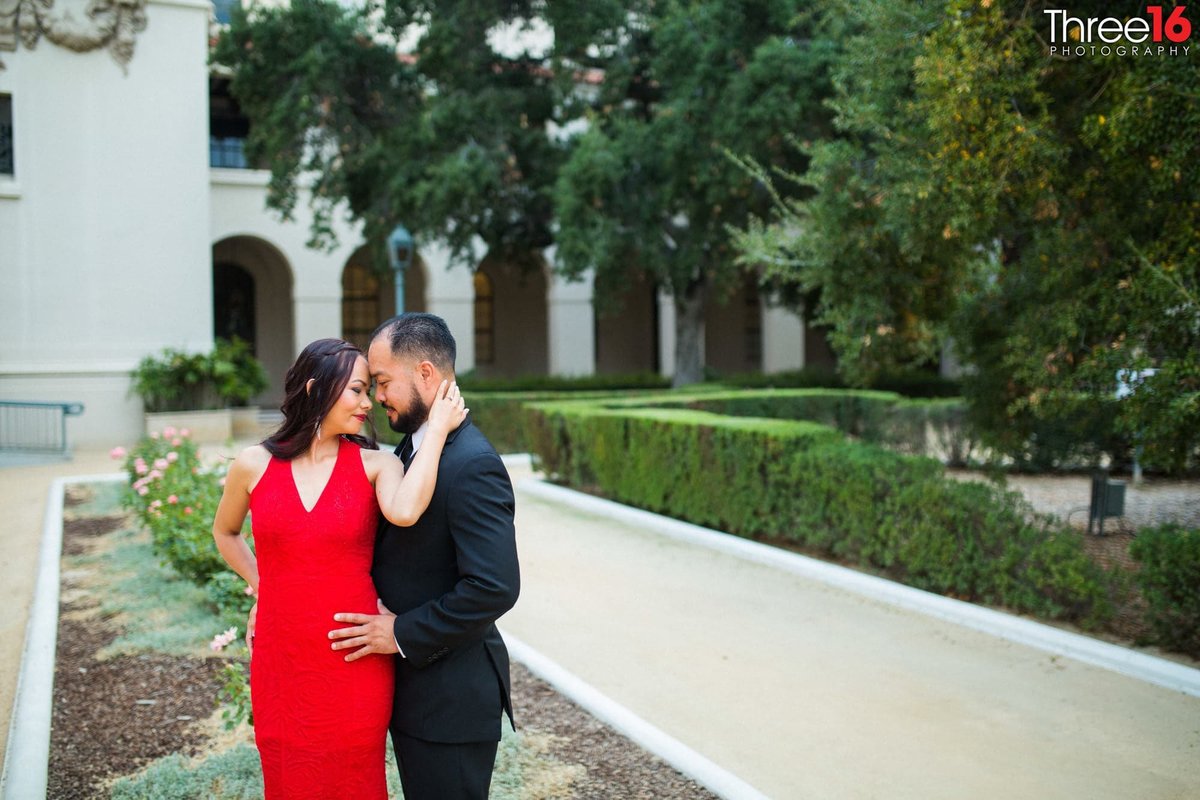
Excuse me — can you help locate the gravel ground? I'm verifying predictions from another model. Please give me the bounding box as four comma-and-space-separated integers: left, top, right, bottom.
47, 506, 718, 799
947, 470, 1200, 532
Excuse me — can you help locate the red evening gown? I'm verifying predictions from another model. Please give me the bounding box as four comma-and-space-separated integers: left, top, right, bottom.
248, 437, 394, 799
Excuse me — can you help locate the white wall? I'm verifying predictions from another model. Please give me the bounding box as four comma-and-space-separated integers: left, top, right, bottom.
0, 0, 214, 447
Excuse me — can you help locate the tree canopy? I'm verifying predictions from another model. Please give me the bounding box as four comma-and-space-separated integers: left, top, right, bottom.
213, 0, 561, 268
738, 0, 1199, 472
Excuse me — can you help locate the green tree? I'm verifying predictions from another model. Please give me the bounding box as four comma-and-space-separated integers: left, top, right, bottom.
922, 1, 1200, 471
734, 0, 975, 385
740, 0, 1199, 472
212, 0, 561, 268
552, 0, 836, 385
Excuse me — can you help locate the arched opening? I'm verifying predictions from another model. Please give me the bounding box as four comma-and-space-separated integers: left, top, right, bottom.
340, 246, 428, 348
211, 236, 295, 408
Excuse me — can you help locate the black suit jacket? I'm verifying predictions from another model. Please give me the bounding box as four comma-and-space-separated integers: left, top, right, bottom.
372, 416, 520, 744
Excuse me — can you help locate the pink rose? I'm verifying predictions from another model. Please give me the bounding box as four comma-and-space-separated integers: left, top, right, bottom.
134, 459, 148, 476
163, 426, 177, 438
183, 507, 193, 515
171, 438, 183, 447
166, 452, 179, 463
137, 486, 149, 496
154, 458, 169, 470
109, 446, 127, 460
149, 431, 160, 440
167, 495, 179, 504
180, 428, 191, 438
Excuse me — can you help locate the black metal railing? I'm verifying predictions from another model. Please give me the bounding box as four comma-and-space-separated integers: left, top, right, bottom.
0, 401, 85, 454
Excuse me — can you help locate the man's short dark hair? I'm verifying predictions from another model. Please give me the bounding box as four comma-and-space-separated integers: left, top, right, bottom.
371, 312, 457, 373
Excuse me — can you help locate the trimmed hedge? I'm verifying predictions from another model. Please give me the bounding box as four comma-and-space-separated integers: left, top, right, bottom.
458, 371, 671, 392
599, 388, 974, 465
381, 383, 972, 461
527, 399, 1115, 628
1130, 525, 1200, 658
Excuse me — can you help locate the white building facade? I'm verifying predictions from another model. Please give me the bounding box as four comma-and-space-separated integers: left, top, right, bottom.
0, 0, 818, 448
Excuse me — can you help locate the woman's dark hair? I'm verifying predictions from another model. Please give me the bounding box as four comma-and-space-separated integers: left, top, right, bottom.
263, 338, 378, 460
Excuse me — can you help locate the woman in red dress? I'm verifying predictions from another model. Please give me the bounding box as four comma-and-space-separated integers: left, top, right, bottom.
211, 338, 466, 799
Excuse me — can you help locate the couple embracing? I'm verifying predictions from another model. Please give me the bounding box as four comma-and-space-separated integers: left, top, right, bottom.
212, 312, 520, 799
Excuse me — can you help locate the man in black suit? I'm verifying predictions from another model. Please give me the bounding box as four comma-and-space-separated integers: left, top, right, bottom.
329, 312, 520, 800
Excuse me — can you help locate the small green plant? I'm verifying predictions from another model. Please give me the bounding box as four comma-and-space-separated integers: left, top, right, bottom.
210, 627, 253, 730
110, 744, 264, 799
132, 349, 216, 412
210, 337, 269, 407
1130, 524, 1200, 658
131, 338, 267, 412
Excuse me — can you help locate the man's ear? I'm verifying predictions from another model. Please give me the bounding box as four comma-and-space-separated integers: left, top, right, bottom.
416, 361, 437, 386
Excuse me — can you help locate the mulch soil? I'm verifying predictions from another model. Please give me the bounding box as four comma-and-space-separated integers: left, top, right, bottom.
47, 510, 718, 799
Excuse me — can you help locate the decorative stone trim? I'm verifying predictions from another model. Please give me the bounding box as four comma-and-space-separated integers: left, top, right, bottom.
0, 0, 148, 71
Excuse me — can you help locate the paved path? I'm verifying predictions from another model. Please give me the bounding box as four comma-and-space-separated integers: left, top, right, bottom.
501, 461, 1200, 800
5, 451, 1199, 798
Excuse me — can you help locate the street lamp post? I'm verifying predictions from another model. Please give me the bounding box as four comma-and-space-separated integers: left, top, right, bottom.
387, 225, 414, 315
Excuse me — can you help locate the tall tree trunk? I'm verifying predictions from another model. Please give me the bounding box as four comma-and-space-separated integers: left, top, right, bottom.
672, 280, 706, 387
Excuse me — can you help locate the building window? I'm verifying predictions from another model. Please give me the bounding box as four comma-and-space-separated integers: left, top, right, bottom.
745, 280, 762, 368
474, 271, 495, 365
0, 95, 13, 176
209, 77, 252, 169
212, 0, 237, 24
342, 262, 382, 350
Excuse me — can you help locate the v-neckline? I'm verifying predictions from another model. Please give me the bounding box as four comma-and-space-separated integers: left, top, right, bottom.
290, 439, 342, 514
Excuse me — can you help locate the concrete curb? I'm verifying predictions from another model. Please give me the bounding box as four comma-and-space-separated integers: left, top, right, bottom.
502, 629, 770, 800
1, 473, 124, 799
517, 477, 1200, 700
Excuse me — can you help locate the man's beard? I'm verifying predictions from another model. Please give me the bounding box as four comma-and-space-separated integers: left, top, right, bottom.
387, 384, 429, 435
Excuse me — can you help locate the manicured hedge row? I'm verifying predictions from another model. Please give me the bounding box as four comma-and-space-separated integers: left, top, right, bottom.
599, 389, 973, 465
526, 399, 1116, 628
375, 388, 706, 453
382, 384, 970, 460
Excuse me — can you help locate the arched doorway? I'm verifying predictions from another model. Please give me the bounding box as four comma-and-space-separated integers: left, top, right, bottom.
340, 246, 428, 349
211, 236, 295, 407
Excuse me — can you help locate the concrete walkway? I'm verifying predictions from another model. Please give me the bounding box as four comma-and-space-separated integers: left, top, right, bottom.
4, 451, 1200, 799
500, 460, 1200, 800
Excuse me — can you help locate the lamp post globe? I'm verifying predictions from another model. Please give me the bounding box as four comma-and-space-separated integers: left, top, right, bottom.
387, 225, 414, 314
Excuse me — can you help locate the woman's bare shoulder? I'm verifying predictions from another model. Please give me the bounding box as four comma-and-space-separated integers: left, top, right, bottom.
358, 445, 400, 477
228, 444, 272, 483
235, 443, 272, 468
